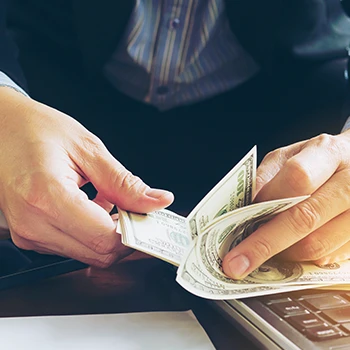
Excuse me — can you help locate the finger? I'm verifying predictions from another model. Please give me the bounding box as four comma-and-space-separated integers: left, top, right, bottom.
314, 240, 350, 266
255, 135, 340, 202
51, 181, 122, 255
4, 174, 122, 256
222, 170, 350, 279
69, 134, 174, 212
255, 141, 305, 195
279, 209, 350, 261
10, 218, 133, 267
93, 192, 114, 213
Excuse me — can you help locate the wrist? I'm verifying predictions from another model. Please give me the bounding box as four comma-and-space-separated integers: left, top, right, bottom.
0, 86, 36, 131
0, 85, 33, 110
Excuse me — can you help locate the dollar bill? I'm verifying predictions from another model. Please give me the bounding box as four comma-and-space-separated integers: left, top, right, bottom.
174, 196, 350, 299
117, 146, 350, 300
196, 196, 308, 281
186, 146, 256, 238
117, 147, 256, 266
175, 242, 330, 300
118, 209, 190, 266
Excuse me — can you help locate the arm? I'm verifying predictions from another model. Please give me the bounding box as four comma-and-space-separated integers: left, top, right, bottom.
0, 1, 173, 266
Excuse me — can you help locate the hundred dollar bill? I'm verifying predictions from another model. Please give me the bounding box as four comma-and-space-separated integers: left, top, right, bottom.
186, 146, 256, 238
118, 147, 256, 265
196, 196, 308, 280
175, 242, 329, 300
118, 209, 189, 266
175, 198, 350, 300
118, 145, 347, 299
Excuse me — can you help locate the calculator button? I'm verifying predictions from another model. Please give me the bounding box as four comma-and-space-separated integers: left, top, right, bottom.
270, 302, 309, 317
303, 295, 349, 310
288, 314, 326, 331
304, 325, 342, 341
264, 297, 292, 305
322, 307, 350, 324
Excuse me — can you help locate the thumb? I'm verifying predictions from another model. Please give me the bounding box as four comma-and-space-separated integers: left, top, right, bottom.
72, 136, 174, 213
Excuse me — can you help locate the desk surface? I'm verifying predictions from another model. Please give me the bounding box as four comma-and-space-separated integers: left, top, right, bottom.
0, 252, 258, 350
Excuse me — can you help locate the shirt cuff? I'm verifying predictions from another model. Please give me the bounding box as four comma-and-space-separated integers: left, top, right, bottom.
0, 71, 29, 97
341, 116, 350, 133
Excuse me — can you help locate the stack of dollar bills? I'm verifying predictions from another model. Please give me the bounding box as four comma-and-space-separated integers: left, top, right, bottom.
118, 147, 350, 300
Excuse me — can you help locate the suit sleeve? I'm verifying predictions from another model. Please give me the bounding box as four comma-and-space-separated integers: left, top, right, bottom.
0, 0, 27, 91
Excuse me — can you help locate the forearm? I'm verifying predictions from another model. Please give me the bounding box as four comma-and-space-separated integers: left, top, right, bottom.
0, 83, 30, 230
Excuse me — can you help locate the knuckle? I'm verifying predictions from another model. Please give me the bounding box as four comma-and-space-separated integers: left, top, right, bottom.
90, 234, 117, 255
314, 133, 337, 148
286, 202, 320, 236
262, 148, 283, 163
250, 238, 273, 261
311, 133, 340, 161
119, 171, 145, 193
334, 135, 350, 158
74, 132, 106, 170
81, 133, 105, 156
284, 159, 312, 194
299, 236, 331, 261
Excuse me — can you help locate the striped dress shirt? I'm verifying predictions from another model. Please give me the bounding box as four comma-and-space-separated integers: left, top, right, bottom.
104, 0, 259, 111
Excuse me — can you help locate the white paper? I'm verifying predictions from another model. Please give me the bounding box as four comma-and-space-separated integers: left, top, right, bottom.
0, 310, 215, 350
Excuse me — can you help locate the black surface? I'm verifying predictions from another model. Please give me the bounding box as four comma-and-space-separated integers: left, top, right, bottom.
0, 240, 87, 290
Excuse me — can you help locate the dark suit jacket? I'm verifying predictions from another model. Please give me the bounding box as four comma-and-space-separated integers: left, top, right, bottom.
2, 0, 350, 92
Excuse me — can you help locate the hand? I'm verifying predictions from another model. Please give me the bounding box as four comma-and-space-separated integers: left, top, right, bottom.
0, 88, 174, 267
223, 131, 350, 279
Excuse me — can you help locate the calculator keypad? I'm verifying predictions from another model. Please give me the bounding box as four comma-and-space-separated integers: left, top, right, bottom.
263, 292, 350, 342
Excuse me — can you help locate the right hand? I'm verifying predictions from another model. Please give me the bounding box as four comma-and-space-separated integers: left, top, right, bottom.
0, 87, 174, 267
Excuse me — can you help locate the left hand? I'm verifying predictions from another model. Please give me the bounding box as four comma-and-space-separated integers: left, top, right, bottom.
222, 131, 350, 279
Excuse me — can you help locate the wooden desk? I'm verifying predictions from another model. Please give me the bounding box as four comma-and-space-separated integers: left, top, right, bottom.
0, 252, 258, 350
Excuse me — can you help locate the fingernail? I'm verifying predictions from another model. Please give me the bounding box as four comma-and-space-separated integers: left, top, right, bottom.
146, 188, 174, 200
228, 254, 250, 279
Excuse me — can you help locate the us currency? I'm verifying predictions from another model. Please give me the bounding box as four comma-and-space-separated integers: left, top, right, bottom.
117, 146, 256, 265
118, 145, 349, 299
176, 242, 330, 300
176, 197, 350, 300
186, 146, 256, 239
196, 196, 308, 281
118, 209, 190, 266
119, 206, 324, 299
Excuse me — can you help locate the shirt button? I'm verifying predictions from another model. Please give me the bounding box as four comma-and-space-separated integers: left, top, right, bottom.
156, 86, 169, 95
169, 18, 180, 29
